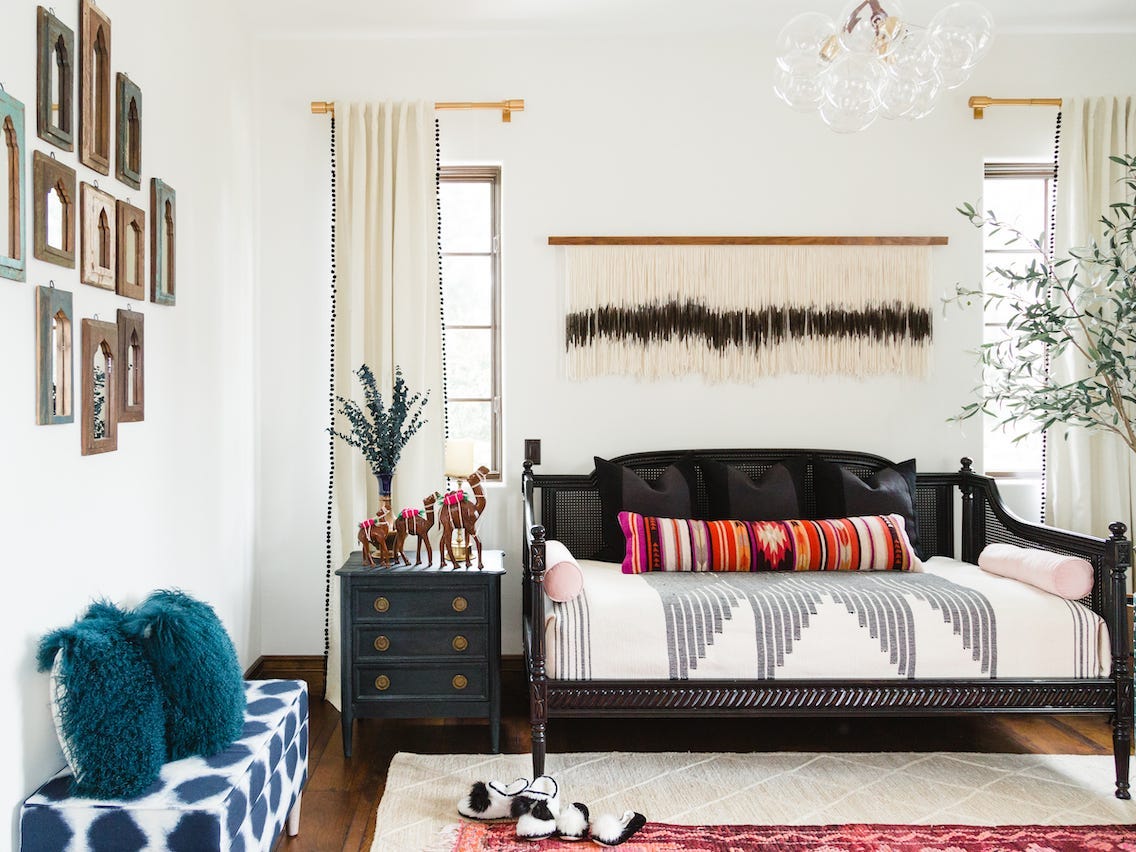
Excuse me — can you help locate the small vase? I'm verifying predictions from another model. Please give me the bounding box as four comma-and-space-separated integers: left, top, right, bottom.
376, 471, 394, 514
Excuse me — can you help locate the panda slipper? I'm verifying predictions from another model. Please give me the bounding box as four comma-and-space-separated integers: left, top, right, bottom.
456, 777, 530, 821
556, 802, 590, 842
590, 810, 647, 847
515, 775, 561, 841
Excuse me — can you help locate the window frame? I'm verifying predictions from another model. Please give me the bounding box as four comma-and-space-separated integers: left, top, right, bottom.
981, 161, 1055, 479
440, 164, 502, 481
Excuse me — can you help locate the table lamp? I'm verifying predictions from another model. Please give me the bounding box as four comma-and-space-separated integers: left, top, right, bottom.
444, 438, 476, 560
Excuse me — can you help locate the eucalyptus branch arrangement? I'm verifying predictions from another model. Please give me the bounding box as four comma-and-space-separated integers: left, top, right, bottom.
948, 153, 1136, 458
330, 364, 430, 477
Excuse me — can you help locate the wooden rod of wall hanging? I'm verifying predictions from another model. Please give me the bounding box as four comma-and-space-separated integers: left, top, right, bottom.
968, 96, 1063, 120
310, 99, 525, 122
547, 236, 949, 246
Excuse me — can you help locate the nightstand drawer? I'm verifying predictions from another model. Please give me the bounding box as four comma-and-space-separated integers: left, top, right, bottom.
352, 586, 487, 622
356, 624, 488, 660
356, 665, 487, 700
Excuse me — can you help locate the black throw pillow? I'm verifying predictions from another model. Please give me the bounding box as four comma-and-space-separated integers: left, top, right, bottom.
594, 454, 698, 562
813, 457, 924, 559
698, 457, 808, 521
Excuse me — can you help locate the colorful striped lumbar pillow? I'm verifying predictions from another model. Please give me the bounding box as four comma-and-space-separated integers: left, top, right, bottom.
618, 512, 919, 574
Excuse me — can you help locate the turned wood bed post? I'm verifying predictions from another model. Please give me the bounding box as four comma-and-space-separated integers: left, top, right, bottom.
529, 523, 549, 778
1107, 521, 1133, 799
958, 457, 980, 563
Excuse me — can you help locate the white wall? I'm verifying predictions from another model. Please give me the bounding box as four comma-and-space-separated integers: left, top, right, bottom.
0, 0, 257, 842
252, 32, 1136, 661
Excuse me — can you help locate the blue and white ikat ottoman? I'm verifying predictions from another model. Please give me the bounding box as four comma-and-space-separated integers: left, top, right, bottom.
20, 679, 309, 852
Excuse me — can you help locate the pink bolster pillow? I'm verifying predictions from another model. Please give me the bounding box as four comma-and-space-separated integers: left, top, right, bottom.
543, 540, 584, 602
977, 543, 1093, 600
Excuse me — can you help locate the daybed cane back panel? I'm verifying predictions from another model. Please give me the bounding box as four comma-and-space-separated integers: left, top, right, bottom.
535, 448, 954, 563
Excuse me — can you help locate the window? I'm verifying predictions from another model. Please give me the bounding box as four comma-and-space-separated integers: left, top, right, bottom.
981, 163, 1054, 479
440, 166, 501, 478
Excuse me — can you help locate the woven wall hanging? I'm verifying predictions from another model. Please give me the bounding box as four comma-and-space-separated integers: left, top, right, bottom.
554, 237, 946, 382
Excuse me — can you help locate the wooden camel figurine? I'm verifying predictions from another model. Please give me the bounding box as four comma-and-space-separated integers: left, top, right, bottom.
437, 465, 491, 569
393, 494, 436, 566
358, 505, 404, 568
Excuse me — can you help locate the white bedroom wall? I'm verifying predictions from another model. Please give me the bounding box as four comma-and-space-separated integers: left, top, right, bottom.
0, 0, 257, 841
252, 32, 1136, 660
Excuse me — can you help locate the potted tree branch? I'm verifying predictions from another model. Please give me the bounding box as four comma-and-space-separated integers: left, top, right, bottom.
950, 153, 1136, 532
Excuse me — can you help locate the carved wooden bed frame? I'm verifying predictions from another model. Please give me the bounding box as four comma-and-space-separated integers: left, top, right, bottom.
521, 449, 1134, 798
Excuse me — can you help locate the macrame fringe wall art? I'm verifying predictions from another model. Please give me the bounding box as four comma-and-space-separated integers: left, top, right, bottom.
557, 239, 945, 382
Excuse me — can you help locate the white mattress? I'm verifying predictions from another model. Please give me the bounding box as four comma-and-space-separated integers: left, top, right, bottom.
544, 557, 1109, 681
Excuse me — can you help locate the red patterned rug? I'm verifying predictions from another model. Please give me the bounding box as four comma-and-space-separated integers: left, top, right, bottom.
448, 821, 1136, 851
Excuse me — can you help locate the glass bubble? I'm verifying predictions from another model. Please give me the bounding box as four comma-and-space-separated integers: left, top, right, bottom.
928, 1, 994, 71
904, 76, 942, 119
837, 0, 905, 55
889, 31, 939, 84
878, 68, 920, 119
819, 99, 878, 133
936, 61, 972, 90
822, 52, 885, 113
774, 65, 826, 112
776, 11, 837, 56
777, 47, 826, 76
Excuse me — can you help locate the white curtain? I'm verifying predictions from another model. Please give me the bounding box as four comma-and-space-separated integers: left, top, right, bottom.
1046, 96, 1136, 540
326, 101, 445, 710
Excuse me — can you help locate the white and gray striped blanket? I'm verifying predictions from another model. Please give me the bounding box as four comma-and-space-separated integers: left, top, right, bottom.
546, 558, 1108, 681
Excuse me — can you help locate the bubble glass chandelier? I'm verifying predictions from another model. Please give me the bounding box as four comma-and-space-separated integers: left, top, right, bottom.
774, 0, 994, 132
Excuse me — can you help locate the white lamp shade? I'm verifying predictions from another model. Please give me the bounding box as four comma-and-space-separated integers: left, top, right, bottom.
444, 438, 476, 478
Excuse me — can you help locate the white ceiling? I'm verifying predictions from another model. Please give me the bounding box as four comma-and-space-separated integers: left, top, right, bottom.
242, 0, 1136, 39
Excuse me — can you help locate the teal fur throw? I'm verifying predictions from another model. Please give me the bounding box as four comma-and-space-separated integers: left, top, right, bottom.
125, 590, 246, 760
36, 601, 166, 799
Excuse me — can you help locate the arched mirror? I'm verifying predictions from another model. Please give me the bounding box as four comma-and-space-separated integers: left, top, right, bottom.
36, 285, 74, 425
115, 74, 142, 189
79, 0, 111, 174
37, 8, 74, 151
80, 181, 115, 289
0, 92, 26, 282
116, 198, 145, 299
151, 178, 175, 305
33, 151, 75, 267
81, 318, 117, 454
117, 308, 143, 421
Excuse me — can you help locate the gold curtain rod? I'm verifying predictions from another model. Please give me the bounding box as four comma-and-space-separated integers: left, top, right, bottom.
968, 96, 1063, 120
310, 99, 524, 122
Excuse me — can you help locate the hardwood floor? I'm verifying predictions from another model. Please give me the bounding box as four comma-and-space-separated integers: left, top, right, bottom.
276, 668, 1115, 852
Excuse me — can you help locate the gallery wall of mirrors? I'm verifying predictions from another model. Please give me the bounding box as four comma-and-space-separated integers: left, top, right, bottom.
6, 0, 179, 456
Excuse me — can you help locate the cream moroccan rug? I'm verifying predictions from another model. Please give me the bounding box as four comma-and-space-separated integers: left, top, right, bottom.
372, 751, 1136, 851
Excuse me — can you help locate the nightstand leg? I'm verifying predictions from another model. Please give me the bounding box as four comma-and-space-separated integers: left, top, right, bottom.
490, 704, 501, 754
342, 711, 354, 758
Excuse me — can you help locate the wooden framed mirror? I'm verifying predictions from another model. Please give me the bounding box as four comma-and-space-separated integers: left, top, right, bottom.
0, 89, 27, 282
150, 178, 175, 305
115, 74, 141, 190
35, 285, 74, 425
36, 7, 74, 151
116, 308, 143, 422
81, 317, 117, 455
79, 0, 111, 175
80, 182, 115, 289
33, 151, 76, 268
115, 198, 144, 299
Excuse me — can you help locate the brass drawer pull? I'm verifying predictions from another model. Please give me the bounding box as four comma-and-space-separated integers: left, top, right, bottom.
452, 635, 468, 652
374, 635, 390, 652
373, 596, 390, 613
452, 596, 468, 612
452, 674, 468, 690
375, 675, 390, 691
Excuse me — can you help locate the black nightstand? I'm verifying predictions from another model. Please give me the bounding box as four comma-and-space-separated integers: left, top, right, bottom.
336, 550, 505, 757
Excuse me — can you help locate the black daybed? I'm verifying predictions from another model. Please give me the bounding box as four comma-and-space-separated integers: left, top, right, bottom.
520, 448, 1134, 798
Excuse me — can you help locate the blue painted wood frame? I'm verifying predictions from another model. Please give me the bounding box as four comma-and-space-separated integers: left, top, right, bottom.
36, 285, 74, 425
1, 89, 28, 282
150, 178, 175, 305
